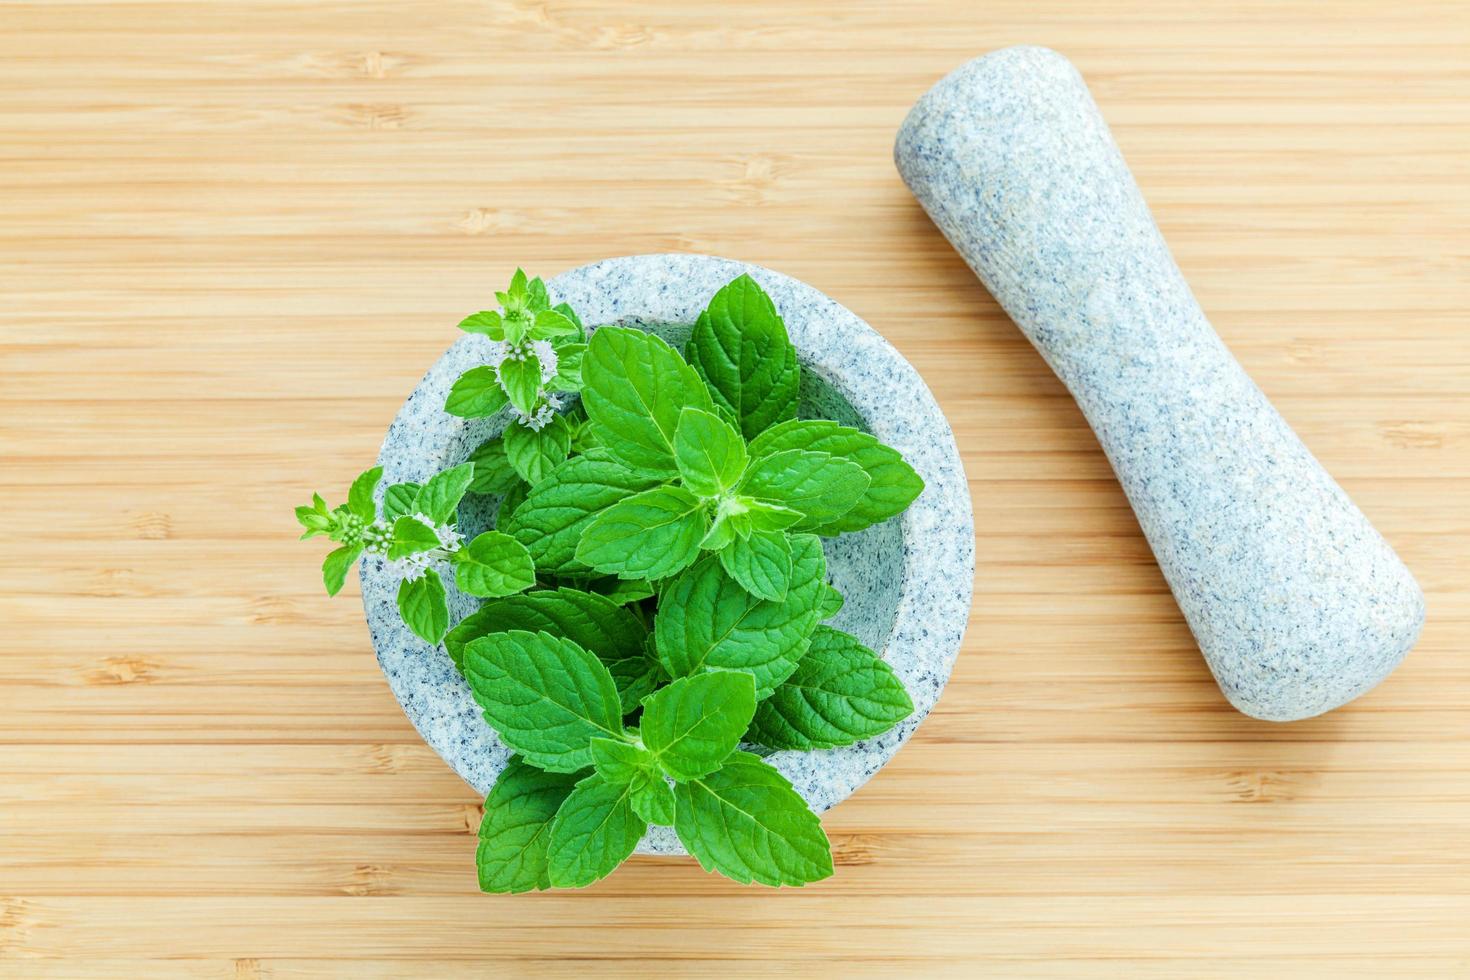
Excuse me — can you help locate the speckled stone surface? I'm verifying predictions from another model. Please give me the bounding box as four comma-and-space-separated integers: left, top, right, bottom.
361, 254, 974, 853
895, 46, 1423, 721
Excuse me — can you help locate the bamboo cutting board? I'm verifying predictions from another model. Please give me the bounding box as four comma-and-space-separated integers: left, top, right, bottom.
3, 1, 1468, 975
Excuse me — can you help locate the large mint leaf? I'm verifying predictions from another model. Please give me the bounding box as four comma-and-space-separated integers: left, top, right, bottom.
718, 528, 792, 603
503, 451, 659, 574
673, 407, 747, 498
347, 467, 384, 521
503, 413, 572, 485
453, 530, 535, 598
397, 568, 449, 644
462, 630, 623, 772
672, 751, 832, 887
547, 774, 647, 888
738, 449, 869, 531
654, 534, 826, 698
446, 366, 510, 418
415, 462, 475, 525
747, 626, 913, 750
446, 588, 654, 714
641, 671, 756, 781
476, 758, 580, 894
581, 327, 713, 477
575, 485, 706, 581
748, 419, 924, 534
684, 274, 800, 441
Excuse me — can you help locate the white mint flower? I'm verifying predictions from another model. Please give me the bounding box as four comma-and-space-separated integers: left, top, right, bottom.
530, 340, 558, 382
433, 523, 463, 552
484, 340, 511, 368
515, 402, 557, 431
385, 553, 431, 583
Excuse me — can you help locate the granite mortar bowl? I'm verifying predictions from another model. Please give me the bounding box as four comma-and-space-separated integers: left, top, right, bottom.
362, 253, 974, 855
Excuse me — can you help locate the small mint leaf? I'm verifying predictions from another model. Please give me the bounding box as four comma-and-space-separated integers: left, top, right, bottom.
547, 774, 646, 889
575, 485, 707, 581
446, 366, 511, 418
630, 772, 676, 826
503, 413, 571, 485
590, 737, 651, 785
347, 466, 384, 522
415, 462, 475, 525
642, 671, 756, 782
466, 438, 520, 495
674, 407, 747, 498
462, 630, 623, 772
817, 582, 844, 620
672, 752, 832, 887
530, 308, 579, 340
388, 516, 439, 559
454, 531, 535, 598
382, 482, 422, 522
476, 758, 579, 894
458, 311, 505, 339
322, 544, 362, 596
397, 568, 449, 644
498, 354, 543, 416
718, 528, 792, 602
684, 275, 800, 441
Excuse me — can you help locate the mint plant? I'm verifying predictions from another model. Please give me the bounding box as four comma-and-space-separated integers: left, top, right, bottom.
296, 271, 925, 891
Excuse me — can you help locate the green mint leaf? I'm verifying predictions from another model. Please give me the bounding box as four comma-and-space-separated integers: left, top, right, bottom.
446, 366, 511, 418
547, 774, 646, 889
817, 582, 844, 619
497, 480, 528, 526
569, 415, 603, 454
397, 568, 449, 644
548, 342, 586, 393
582, 326, 713, 478
415, 462, 475, 525
321, 544, 362, 596
347, 466, 384, 522
552, 301, 583, 332
476, 758, 579, 894
575, 485, 707, 581
498, 354, 544, 416
718, 528, 792, 602
504, 452, 660, 574
738, 449, 869, 531
698, 512, 739, 551
672, 751, 832, 887
747, 626, 913, 750
458, 311, 505, 339
629, 771, 676, 826
466, 438, 520, 495
592, 578, 656, 607
530, 308, 579, 340
381, 482, 422, 522
673, 407, 748, 498
590, 737, 652, 785
525, 274, 550, 312
684, 274, 800, 441
641, 671, 757, 781
748, 420, 925, 534
503, 413, 571, 485
741, 497, 804, 532
453, 530, 535, 598
296, 496, 333, 538
654, 534, 827, 698
462, 630, 623, 772
388, 516, 440, 559
445, 588, 656, 711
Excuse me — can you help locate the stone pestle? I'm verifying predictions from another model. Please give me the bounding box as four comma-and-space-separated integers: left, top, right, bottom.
894, 46, 1424, 721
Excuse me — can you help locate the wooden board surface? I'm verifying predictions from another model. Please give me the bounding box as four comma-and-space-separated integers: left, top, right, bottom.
3, 0, 1468, 974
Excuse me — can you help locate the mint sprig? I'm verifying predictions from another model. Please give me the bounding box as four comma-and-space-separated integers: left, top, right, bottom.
296, 271, 927, 892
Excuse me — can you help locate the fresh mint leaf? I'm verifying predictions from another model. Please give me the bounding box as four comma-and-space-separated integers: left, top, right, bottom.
497, 481, 528, 526
582, 327, 713, 478
530, 308, 580, 340
415, 462, 475, 525
504, 451, 659, 574
458, 310, 505, 339
454, 530, 535, 598
476, 758, 579, 894
347, 466, 383, 522
575, 485, 706, 581
654, 534, 827, 697
446, 366, 511, 418
718, 528, 792, 603
463, 630, 624, 772
503, 413, 571, 485
397, 568, 449, 644
641, 671, 757, 781
524, 274, 550, 312
388, 516, 440, 559
698, 512, 739, 551
590, 737, 652, 785
466, 438, 519, 495
741, 497, 803, 532
547, 774, 646, 889
610, 638, 666, 715
674, 407, 748, 498
592, 578, 656, 607
748, 626, 913, 750
817, 582, 844, 620
498, 354, 544, 416
684, 275, 800, 441
672, 751, 832, 887
322, 544, 362, 596
738, 449, 869, 531
382, 482, 422, 522
548, 342, 586, 392
748, 420, 924, 534
552, 301, 583, 332
629, 771, 676, 826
